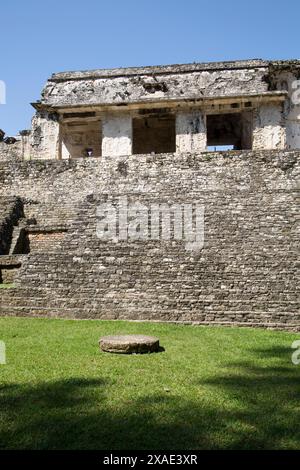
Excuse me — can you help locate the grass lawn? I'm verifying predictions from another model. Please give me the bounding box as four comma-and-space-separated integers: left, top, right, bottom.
0, 317, 299, 450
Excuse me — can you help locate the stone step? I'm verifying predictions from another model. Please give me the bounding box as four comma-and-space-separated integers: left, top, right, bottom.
1, 282, 298, 296
1, 301, 298, 316
3, 293, 298, 304
1, 291, 299, 311
1, 305, 299, 332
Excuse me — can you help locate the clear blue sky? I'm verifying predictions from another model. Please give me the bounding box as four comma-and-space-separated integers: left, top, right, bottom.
1, 0, 299, 135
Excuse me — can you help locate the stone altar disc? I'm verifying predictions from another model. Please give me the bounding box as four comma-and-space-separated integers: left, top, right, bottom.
99, 334, 160, 354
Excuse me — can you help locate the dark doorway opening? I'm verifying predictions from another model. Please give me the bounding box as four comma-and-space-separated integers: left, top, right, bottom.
207, 112, 252, 150
132, 113, 176, 154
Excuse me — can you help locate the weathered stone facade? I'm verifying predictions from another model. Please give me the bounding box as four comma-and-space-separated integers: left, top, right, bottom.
1, 59, 300, 161
0, 140, 22, 161
0, 59, 299, 330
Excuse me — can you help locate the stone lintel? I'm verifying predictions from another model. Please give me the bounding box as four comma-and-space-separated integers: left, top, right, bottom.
45, 91, 288, 118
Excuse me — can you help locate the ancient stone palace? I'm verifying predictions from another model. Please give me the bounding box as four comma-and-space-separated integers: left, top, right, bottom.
0, 59, 299, 330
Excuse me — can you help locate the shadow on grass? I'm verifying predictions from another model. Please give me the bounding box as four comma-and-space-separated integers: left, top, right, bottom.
0, 346, 299, 450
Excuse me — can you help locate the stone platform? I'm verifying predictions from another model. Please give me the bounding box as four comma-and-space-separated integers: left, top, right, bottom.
99, 335, 160, 354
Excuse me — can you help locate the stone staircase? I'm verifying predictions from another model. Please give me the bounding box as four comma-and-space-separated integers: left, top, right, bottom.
0, 197, 24, 255
0, 151, 299, 330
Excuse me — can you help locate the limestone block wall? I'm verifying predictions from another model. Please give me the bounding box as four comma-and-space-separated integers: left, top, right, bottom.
0, 141, 22, 161
27, 230, 67, 253
0, 151, 299, 330
0, 151, 298, 204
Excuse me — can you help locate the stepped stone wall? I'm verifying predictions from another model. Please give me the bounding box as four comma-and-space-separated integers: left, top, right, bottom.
0, 150, 299, 330
0, 150, 298, 202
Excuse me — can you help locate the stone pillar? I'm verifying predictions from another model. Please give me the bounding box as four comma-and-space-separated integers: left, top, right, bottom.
102, 114, 132, 157
30, 111, 60, 160
268, 70, 300, 150
252, 104, 286, 150
60, 140, 70, 159
176, 111, 207, 153
285, 78, 300, 149
241, 111, 253, 150
19, 130, 32, 160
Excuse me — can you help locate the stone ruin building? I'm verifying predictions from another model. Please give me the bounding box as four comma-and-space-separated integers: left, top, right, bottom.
0, 59, 299, 330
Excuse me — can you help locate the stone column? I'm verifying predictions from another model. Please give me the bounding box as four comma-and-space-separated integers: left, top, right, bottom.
30, 111, 61, 160
252, 104, 286, 150
19, 130, 32, 160
60, 140, 70, 159
102, 114, 132, 157
176, 111, 207, 153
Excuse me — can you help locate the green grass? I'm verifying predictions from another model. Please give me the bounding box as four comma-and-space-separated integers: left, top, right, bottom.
0, 284, 15, 289
0, 317, 299, 450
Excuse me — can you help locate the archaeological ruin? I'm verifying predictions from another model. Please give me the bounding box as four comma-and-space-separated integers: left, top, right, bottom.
0, 59, 299, 330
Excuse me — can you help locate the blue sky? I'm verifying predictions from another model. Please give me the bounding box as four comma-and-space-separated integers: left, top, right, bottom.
0, 0, 299, 135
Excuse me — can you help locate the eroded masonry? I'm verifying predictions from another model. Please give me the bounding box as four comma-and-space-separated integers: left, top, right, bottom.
0, 60, 299, 330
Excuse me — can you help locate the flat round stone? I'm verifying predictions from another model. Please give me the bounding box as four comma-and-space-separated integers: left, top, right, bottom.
99, 334, 160, 354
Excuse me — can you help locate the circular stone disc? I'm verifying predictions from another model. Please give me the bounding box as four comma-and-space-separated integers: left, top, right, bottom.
99, 334, 160, 354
